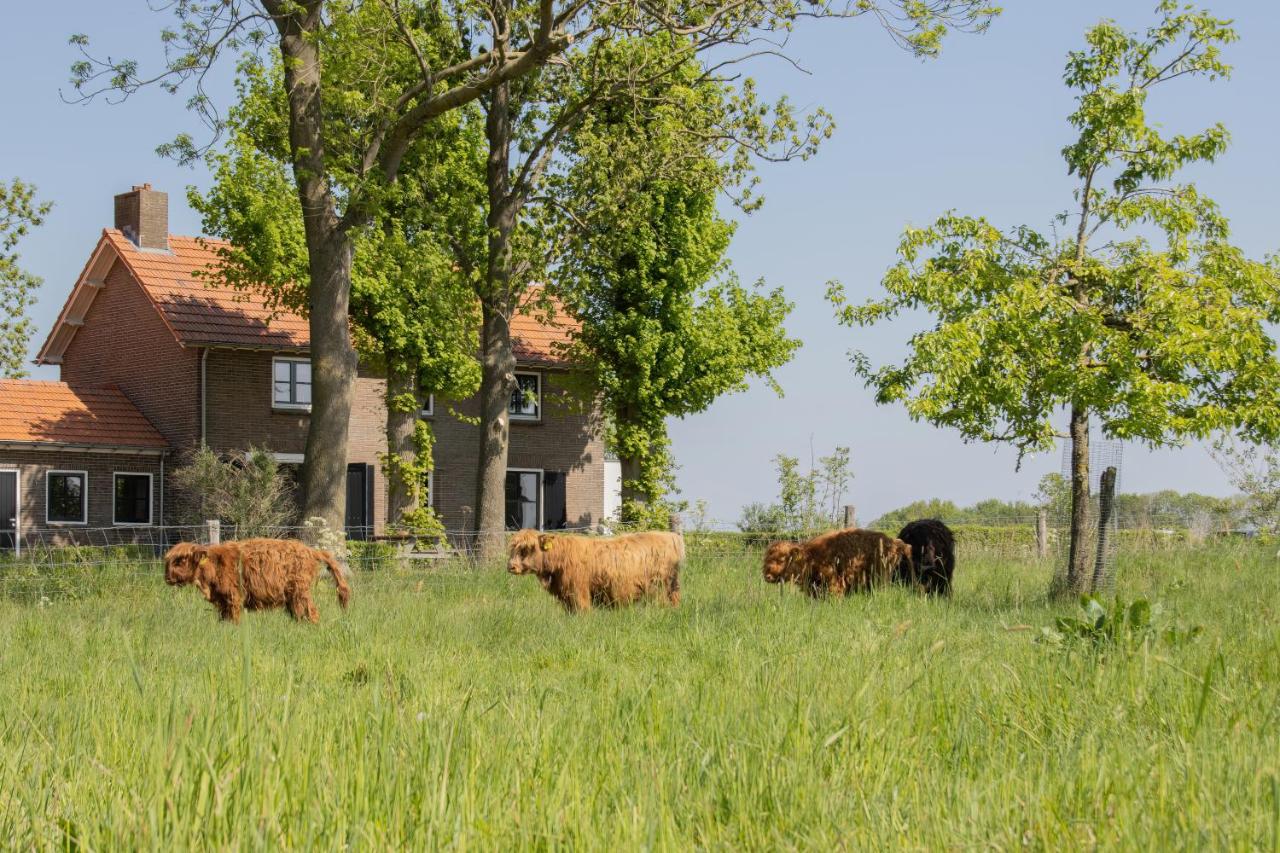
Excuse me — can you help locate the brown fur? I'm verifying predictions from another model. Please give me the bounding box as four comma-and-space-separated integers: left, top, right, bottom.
507, 529, 684, 612
163, 538, 351, 623
762, 529, 912, 598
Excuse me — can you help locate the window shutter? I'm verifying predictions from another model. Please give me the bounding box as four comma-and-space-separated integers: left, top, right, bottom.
544, 472, 567, 530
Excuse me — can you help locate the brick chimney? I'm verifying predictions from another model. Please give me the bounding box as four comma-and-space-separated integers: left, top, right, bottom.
114, 183, 169, 251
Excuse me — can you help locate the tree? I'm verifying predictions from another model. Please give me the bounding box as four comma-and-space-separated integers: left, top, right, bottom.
191, 57, 484, 536
737, 446, 852, 536
829, 3, 1280, 594
1212, 438, 1280, 535
550, 48, 803, 523
466, 35, 827, 550
69, 0, 996, 538
0, 179, 52, 378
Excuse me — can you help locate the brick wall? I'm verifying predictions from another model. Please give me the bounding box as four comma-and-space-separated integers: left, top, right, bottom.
60, 258, 199, 451
0, 448, 164, 538
430, 368, 605, 532
203, 350, 389, 531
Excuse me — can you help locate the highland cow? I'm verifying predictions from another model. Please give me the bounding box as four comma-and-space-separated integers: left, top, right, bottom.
763, 528, 912, 598
895, 519, 957, 596
164, 538, 351, 623
507, 529, 684, 612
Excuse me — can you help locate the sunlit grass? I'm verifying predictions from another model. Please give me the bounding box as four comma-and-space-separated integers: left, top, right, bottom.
1, 543, 1278, 848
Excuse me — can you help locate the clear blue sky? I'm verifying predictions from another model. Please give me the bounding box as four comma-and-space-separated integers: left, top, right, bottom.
3, 2, 1277, 524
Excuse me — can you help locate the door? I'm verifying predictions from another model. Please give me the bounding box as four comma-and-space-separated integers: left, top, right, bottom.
345, 463, 374, 541
0, 471, 16, 552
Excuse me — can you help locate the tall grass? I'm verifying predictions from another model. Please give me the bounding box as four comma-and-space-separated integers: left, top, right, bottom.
1, 543, 1278, 849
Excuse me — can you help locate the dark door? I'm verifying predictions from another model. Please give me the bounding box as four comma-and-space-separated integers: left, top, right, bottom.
0, 471, 16, 551
345, 463, 373, 541
544, 472, 567, 530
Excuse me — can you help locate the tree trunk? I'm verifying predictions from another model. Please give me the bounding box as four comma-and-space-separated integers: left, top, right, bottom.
474, 80, 518, 558
1066, 404, 1091, 593
274, 6, 357, 537
474, 302, 516, 556
619, 455, 645, 510
384, 360, 422, 528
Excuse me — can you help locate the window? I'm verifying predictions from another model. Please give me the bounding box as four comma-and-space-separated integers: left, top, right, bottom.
505, 470, 541, 530
47, 471, 87, 524
113, 473, 152, 526
273, 358, 312, 409
420, 394, 435, 418
509, 372, 540, 420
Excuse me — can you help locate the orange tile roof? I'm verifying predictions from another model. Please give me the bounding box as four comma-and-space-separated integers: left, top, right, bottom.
100, 230, 577, 365
0, 380, 168, 450
511, 289, 576, 367
105, 230, 309, 350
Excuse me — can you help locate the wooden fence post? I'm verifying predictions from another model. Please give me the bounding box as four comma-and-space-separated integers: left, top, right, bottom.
205, 519, 221, 545
842, 505, 857, 529
1091, 466, 1118, 591
1036, 510, 1048, 559
668, 514, 683, 534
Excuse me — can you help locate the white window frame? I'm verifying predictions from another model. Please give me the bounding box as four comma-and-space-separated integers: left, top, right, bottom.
46, 469, 88, 526
509, 372, 542, 422
272, 356, 312, 412
506, 467, 544, 530
112, 471, 154, 527
420, 394, 435, 418
0, 467, 20, 555
425, 470, 434, 508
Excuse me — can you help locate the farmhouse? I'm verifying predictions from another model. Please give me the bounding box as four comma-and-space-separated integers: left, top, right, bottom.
0, 184, 621, 549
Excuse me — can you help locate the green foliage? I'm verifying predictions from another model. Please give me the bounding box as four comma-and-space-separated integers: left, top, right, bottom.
737, 447, 852, 536
871, 486, 1242, 533
552, 40, 804, 514
0, 179, 52, 378
1040, 596, 1202, 653
190, 56, 483, 402
170, 445, 296, 537
830, 4, 1280, 457
379, 416, 445, 540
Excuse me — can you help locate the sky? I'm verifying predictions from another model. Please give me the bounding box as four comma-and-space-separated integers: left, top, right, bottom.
2, 2, 1278, 525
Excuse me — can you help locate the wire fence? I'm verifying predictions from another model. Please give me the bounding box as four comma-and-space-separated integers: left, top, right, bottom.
0, 512, 1269, 604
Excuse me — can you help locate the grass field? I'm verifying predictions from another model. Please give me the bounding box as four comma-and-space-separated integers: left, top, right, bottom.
1, 542, 1279, 849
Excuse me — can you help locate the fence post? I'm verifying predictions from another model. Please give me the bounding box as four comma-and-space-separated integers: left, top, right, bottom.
1036, 510, 1048, 559
842, 505, 857, 529
205, 519, 221, 545
668, 514, 683, 534
1091, 466, 1118, 592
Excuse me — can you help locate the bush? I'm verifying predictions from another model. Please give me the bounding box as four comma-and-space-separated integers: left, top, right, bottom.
171, 446, 297, 537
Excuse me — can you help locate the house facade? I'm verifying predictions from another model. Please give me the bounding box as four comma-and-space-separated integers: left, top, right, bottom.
0, 185, 614, 550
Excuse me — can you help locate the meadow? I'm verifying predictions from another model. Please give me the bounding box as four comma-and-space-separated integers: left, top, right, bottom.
1, 541, 1278, 849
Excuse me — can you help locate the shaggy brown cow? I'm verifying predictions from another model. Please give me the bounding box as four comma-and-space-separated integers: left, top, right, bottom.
164, 538, 351, 623
762, 529, 912, 598
762, 540, 806, 585
507, 529, 684, 612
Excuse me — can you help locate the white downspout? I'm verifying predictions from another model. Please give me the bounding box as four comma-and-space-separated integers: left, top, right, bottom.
200, 347, 209, 446
159, 452, 166, 530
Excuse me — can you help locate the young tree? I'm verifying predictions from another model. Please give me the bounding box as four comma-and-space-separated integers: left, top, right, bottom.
549, 48, 803, 523
829, 3, 1280, 594
0, 180, 52, 378
69, 0, 995, 538
1212, 438, 1280, 535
